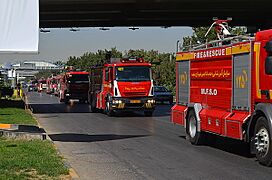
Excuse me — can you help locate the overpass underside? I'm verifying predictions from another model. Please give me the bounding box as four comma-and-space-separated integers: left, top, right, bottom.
40, 0, 271, 28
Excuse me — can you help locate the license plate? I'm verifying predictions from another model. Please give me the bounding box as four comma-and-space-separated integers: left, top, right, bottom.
130, 100, 141, 103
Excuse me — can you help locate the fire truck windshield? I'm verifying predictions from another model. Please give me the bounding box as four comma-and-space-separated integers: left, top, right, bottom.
115, 66, 151, 82
67, 74, 89, 84
51, 79, 57, 84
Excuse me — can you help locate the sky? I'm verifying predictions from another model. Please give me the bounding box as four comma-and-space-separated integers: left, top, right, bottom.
0, 27, 192, 64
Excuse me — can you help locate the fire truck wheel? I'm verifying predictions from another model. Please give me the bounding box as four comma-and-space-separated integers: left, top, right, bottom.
187, 110, 203, 145
90, 98, 97, 113
59, 96, 64, 102
144, 111, 153, 117
254, 116, 272, 166
64, 96, 69, 104
91, 104, 97, 113
79, 99, 85, 103
105, 98, 114, 116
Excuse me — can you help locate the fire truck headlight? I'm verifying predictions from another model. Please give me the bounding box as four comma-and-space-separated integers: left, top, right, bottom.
147, 99, 155, 103
66, 94, 70, 96
113, 100, 122, 104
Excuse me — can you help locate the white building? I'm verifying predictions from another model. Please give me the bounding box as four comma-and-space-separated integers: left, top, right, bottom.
12, 61, 59, 70
7, 61, 61, 79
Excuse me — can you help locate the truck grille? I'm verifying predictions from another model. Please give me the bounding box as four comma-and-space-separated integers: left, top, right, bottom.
124, 92, 146, 97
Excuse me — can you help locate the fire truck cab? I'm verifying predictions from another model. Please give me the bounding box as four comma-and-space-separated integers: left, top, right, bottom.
172, 23, 272, 166
88, 57, 155, 116
59, 71, 89, 104
46, 76, 57, 94
37, 79, 47, 92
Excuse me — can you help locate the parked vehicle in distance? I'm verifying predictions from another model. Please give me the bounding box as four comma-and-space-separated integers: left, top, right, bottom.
154, 86, 173, 104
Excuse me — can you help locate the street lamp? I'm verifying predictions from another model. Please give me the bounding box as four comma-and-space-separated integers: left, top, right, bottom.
176, 40, 180, 53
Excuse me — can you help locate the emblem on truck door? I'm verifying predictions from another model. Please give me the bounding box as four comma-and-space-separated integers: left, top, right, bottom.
236, 70, 248, 89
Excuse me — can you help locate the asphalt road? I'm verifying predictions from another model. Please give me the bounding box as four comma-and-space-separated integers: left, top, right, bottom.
26, 92, 272, 180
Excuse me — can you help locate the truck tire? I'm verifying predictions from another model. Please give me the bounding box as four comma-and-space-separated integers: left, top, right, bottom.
79, 99, 85, 104
144, 111, 153, 117
105, 98, 114, 116
64, 95, 69, 104
254, 116, 272, 166
186, 110, 204, 145
59, 96, 64, 102
90, 97, 97, 113
59, 91, 64, 102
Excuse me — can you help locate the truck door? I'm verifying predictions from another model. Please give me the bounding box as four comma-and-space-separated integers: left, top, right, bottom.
99, 67, 113, 108
104, 67, 113, 88
257, 40, 272, 100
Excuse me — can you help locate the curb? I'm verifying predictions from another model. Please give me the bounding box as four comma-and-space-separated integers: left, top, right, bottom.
26, 102, 80, 180
0, 129, 46, 140
0, 124, 18, 130
0, 124, 46, 140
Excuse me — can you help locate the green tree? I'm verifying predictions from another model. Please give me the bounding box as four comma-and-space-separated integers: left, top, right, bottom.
65, 48, 176, 93
182, 26, 247, 49
54, 60, 66, 68
182, 27, 217, 48
35, 70, 60, 80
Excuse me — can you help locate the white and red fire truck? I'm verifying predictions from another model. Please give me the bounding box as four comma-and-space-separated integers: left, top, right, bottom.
172, 19, 272, 166
88, 57, 155, 116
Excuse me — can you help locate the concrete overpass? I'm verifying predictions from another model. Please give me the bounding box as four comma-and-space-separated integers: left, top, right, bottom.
40, 0, 272, 28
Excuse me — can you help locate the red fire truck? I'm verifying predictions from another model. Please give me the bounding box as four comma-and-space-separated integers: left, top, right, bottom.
172, 19, 272, 166
54, 75, 62, 96
46, 75, 57, 94
88, 57, 155, 116
37, 79, 47, 92
59, 71, 89, 104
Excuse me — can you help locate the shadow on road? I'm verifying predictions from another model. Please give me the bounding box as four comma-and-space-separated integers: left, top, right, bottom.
0, 99, 25, 108
206, 134, 253, 158
29, 103, 92, 114
114, 104, 173, 117
29, 103, 173, 117
180, 133, 253, 158
49, 133, 149, 142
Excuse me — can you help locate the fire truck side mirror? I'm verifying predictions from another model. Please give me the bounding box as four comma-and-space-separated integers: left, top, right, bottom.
265, 40, 272, 75
265, 56, 272, 75
108, 67, 113, 82
105, 70, 109, 81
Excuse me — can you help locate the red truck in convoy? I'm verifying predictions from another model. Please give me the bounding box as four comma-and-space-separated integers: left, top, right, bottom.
54, 75, 62, 96
172, 19, 272, 166
46, 75, 57, 94
37, 79, 47, 92
59, 70, 89, 104
88, 57, 155, 116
